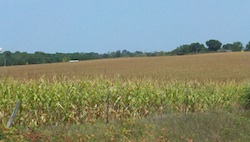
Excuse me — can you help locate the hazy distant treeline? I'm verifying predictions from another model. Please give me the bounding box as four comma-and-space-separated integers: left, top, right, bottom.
0, 50, 163, 66
0, 39, 250, 66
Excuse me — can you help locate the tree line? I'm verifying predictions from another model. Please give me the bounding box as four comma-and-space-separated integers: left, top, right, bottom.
0, 50, 154, 66
0, 39, 250, 66
171, 40, 250, 55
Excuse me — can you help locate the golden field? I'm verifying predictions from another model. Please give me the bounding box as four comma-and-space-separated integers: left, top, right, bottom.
0, 52, 249, 81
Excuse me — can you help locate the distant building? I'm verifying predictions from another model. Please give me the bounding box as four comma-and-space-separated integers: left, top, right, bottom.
217, 49, 232, 52
69, 60, 79, 63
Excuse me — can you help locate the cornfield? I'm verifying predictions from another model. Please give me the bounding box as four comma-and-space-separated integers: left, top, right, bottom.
0, 76, 248, 127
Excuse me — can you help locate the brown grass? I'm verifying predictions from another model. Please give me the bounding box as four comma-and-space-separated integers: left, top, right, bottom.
0, 52, 249, 81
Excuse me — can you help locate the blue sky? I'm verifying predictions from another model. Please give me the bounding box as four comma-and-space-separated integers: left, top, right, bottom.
0, 0, 249, 53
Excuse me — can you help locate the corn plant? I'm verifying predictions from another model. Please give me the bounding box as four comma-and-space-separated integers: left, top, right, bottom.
0, 77, 248, 127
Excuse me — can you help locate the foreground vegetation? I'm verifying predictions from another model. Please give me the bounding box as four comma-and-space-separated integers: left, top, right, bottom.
1, 111, 250, 141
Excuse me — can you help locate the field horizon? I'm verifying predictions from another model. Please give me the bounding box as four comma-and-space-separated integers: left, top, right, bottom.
0, 52, 249, 82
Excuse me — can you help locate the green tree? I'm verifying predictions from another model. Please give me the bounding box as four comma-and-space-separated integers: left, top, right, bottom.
206, 39, 222, 51
34, 51, 47, 63
222, 44, 233, 50
231, 42, 243, 51
12, 51, 28, 65
108, 52, 117, 58
133, 51, 144, 57
121, 50, 132, 57
172, 44, 190, 55
189, 42, 207, 53
3, 51, 12, 66
245, 41, 250, 51
172, 43, 207, 55
116, 50, 121, 57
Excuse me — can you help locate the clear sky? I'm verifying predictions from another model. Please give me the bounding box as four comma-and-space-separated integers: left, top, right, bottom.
0, 0, 249, 53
